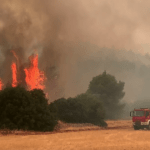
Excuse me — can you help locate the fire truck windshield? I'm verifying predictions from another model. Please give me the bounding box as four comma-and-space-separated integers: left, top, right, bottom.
133, 111, 144, 117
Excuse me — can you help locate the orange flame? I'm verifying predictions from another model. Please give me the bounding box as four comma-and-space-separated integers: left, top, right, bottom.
0, 51, 46, 91
24, 54, 45, 90
0, 79, 3, 90
11, 62, 17, 87
11, 50, 18, 87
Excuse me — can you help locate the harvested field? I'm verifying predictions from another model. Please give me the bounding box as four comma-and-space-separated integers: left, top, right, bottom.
0, 120, 149, 150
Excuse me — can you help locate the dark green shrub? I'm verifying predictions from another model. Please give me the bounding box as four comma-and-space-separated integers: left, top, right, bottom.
0, 86, 57, 131
49, 94, 107, 127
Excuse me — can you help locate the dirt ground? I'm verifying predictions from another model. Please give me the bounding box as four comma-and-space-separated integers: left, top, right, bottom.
0, 120, 149, 150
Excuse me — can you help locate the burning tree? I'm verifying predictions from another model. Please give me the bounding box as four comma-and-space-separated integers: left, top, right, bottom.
11, 62, 17, 87
0, 79, 3, 90
24, 54, 46, 90
0, 51, 46, 92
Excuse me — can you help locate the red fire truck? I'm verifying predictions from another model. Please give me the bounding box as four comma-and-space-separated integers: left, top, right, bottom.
130, 108, 150, 130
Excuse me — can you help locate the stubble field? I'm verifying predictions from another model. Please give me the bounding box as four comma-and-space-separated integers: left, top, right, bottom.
0, 120, 149, 150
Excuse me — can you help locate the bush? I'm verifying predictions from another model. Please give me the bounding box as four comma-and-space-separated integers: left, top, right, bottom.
49, 94, 107, 127
0, 86, 57, 131
75, 93, 107, 126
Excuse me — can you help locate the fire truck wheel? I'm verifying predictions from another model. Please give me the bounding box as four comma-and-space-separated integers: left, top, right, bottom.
133, 125, 140, 130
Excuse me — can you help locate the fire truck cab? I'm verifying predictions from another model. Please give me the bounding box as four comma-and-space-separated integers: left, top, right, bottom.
130, 108, 150, 130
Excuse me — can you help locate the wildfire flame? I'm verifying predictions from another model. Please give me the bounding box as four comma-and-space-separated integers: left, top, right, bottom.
24, 54, 45, 90
0, 79, 3, 90
0, 51, 46, 91
11, 62, 17, 87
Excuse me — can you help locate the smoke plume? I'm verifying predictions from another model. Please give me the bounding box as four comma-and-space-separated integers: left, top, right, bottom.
0, 0, 150, 103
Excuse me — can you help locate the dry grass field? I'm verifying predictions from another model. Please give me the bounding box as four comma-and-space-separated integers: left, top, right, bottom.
0, 120, 150, 150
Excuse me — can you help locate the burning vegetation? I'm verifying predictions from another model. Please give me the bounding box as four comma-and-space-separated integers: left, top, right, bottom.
0, 51, 46, 91
24, 54, 46, 90
0, 79, 3, 90
11, 62, 17, 87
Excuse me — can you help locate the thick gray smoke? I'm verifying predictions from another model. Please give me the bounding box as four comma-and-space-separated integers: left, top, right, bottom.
0, 0, 150, 105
